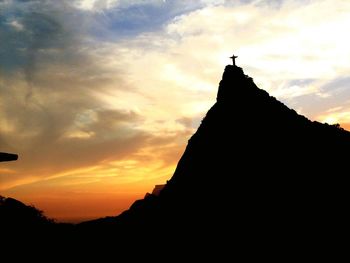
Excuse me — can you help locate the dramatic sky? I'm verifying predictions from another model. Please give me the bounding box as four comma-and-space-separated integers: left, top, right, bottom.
1, 0, 350, 222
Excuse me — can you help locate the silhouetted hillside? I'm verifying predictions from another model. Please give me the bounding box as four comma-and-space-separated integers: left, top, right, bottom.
78, 65, 350, 249
3, 65, 349, 256
0, 196, 53, 230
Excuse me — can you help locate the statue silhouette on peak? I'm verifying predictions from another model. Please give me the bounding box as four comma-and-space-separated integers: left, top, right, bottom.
230, 54, 238, 66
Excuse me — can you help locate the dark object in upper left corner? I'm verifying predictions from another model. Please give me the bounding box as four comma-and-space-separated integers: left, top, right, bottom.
0, 152, 18, 162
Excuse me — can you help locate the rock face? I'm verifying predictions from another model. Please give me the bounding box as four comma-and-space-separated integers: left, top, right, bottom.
81, 65, 350, 245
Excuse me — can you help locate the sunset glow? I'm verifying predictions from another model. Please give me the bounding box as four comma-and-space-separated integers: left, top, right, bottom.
1, 0, 350, 222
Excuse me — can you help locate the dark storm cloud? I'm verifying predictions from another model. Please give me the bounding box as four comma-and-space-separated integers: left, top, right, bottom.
0, 1, 79, 73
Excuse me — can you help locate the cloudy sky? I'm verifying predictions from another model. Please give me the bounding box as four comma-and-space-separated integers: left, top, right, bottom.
1, 0, 350, 222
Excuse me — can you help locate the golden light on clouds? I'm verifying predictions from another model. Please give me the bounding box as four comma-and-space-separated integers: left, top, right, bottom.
2, 0, 350, 221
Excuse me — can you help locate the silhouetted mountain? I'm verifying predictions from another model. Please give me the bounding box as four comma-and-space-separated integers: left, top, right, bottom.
3, 65, 349, 256
78, 65, 350, 252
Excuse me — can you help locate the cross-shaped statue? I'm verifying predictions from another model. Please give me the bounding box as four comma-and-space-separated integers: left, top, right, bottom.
230, 54, 238, 66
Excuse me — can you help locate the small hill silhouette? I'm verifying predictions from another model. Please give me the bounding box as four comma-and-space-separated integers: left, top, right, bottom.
0, 195, 53, 227
2, 65, 349, 255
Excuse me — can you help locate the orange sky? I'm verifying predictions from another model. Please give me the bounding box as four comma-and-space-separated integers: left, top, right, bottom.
2, 0, 350, 222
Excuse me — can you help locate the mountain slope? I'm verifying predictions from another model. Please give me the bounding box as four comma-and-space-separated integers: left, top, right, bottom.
80, 65, 350, 244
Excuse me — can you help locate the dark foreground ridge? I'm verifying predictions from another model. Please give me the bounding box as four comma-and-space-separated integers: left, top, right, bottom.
2, 65, 349, 255
0, 196, 53, 227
